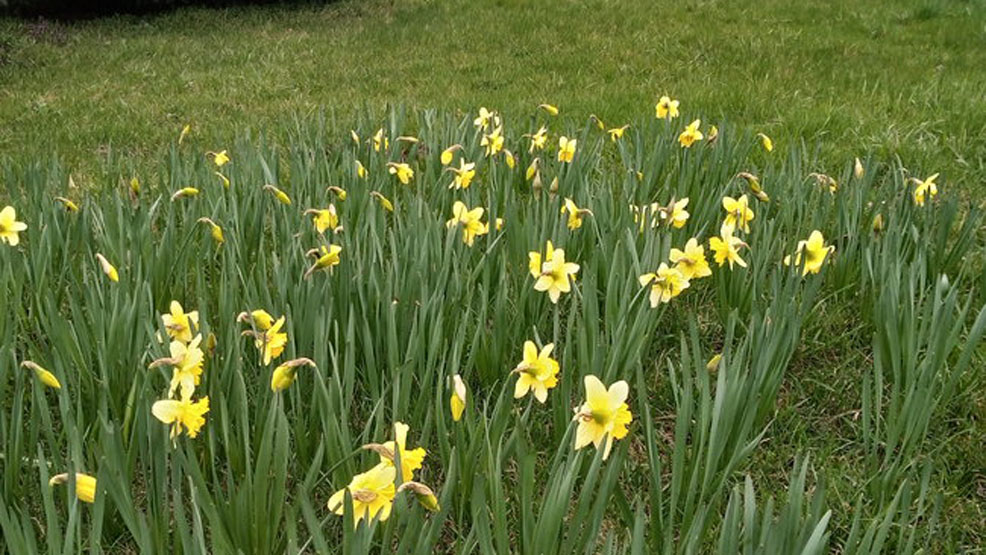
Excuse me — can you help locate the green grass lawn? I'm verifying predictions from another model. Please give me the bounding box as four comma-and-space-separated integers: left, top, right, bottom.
1, 0, 985, 188
1, 0, 985, 553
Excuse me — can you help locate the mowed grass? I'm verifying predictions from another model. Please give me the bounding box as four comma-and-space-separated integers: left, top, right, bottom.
0, 0, 985, 188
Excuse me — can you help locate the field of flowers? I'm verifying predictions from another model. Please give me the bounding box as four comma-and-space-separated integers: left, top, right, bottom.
1, 102, 984, 553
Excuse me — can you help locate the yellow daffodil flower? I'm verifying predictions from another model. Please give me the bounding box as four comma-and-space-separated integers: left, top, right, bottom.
784, 230, 834, 275
237, 309, 275, 331
557, 136, 577, 163
372, 129, 389, 152
448, 159, 476, 190
655, 95, 680, 120
669, 238, 712, 280
664, 198, 689, 229
709, 228, 748, 269
707, 354, 722, 372
737, 172, 769, 202
94, 253, 119, 282
512, 340, 560, 403
504, 149, 516, 169
445, 201, 489, 246
152, 395, 210, 440
0, 206, 28, 246
161, 301, 199, 344
370, 191, 394, 212
305, 206, 340, 234
573, 375, 632, 460
473, 107, 497, 130
532, 242, 580, 304
528, 126, 548, 153
178, 124, 191, 145
607, 125, 629, 141
55, 197, 80, 212
638, 263, 689, 306
441, 144, 461, 165
49, 473, 97, 503
854, 157, 865, 179
245, 315, 288, 365
270, 357, 316, 392
264, 185, 292, 205
538, 103, 559, 116
526, 158, 541, 182
387, 162, 414, 185
328, 463, 396, 526
721, 195, 754, 234
757, 133, 773, 152
912, 173, 939, 206
678, 119, 704, 148
129, 176, 141, 195
21, 360, 61, 389
450, 374, 466, 421
208, 150, 230, 167
304, 244, 343, 279
170, 187, 200, 202
355, 160, 367, 179
397, 481, 440, 512
149, 334, 205, 400
495, 217, 504, 231
366, 422, 427, 483
561, 198, 592, 230
481, 126, 504, 157
196, 217, 225, 245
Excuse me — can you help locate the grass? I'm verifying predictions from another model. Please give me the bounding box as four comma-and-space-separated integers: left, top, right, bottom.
0, 0, 985, 552
1, 0, 985, 188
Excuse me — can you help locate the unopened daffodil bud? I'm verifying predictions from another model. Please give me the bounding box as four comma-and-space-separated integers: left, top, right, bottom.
21, 360, 61, 389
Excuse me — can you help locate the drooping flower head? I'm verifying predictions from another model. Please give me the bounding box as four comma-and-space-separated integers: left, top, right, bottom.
304, 245, 343, 279
561, 198, 592, 230
574, 375, 633, 460
305, 206, 339, 234
387, 163, 414, 185
49, 473, 97, 503
270, 357, 317, 392
21, 360, 61, 389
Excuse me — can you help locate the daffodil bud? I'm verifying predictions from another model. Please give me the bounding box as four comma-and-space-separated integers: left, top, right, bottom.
94, 253, 119, 282
21, 360, 61, 389
55, 196, 80, 212
398, 481, 441, 512
170, 187, 200, 202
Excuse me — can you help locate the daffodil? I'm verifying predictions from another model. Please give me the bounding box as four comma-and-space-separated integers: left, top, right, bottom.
512, 341, 559, 403
482, 126, 504, 157
669, 238, 712, 280
55, 197, 80, 212
366, 422, 427, 483
170, 187, 200, 202
737, 172, 769, 202
561, 198, 592, 230
21, 360, 61, 389
721, 195, 754, 234
178, 124, 191, 145
678, 119, 704, 148
664, 198, 689, 229
94, 253, 119, 282
245, 315, 288, 365
538, 103, 559, 116
448, 159, 476, 190
709, 228, 748, 269
526, 158, 541, 182
328, 463, 396, 526
397, 481, 440, 512
784, 230, 834, 275
440, 144, 461, 165
152, 395, 210, 440
0, 206, 27, 246
372, 129, 389, 152
854, 157, 865, 180
388, 162, 414, 185
305, 206, 340, 234
445, 201, 489, 246
607, 125, 629, 141
528, 126, 548, 152
531, 242, 580, 304
208, 150, 230, 167
639, 263, 689, 306
355, 160, 367, 179
368, 191, 395, 213
350, 129, 360, 145
49, 473, 97, 503
197, 217, 225, 245
589, 114, 606, 130
270, 357, 316, 392
237, 309, 275, 331
129, 176, 141, 195
707, 125, 719, 143
912, 173, 939, 206
757, 133, 774, 152
655, 96, 680, 120
304, 244, 343, 278
504, 149, 516, 169
630, 202, 662, 231
327, 186, 348, 200
557, 136, 577, 163
264, 185, 292, 205
450, 374, 466, 421
573, 375, 633, 460
161, 301, 199, 343
473, 107, 498, 130
149, 334, 205, 400
707, 353, 722, 372
495, 218, 504, 231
